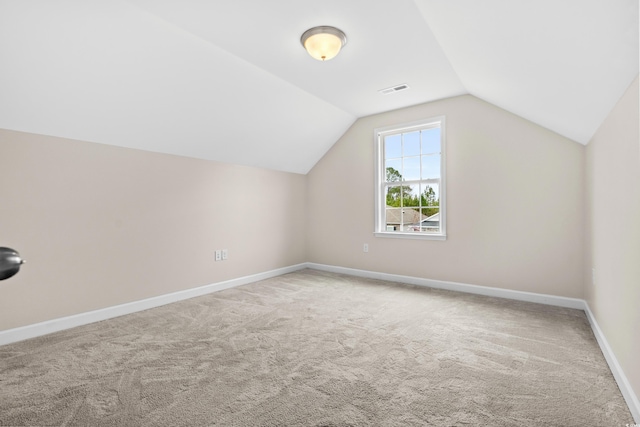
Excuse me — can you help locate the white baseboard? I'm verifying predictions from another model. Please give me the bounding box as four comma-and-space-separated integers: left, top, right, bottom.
306, 263, 586, 309
0, 263, 307, 347
305, 262, 639, 423
583, 302, 640, 423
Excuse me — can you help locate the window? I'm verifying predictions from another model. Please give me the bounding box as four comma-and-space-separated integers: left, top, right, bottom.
374, 117, 446, 240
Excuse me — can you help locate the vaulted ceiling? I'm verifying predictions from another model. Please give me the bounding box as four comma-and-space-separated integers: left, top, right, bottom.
1, 0, 638, 174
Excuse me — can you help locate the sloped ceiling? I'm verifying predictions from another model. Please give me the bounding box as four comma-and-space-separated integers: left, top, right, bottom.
0, 0, 637, 174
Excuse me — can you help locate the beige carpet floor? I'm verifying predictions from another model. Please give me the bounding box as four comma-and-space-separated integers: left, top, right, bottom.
0, 269, 633, 426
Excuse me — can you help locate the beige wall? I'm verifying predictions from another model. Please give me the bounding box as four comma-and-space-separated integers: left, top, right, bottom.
585, 75, 640, 403
307, 95, 585, 298
0, 129, 307, 330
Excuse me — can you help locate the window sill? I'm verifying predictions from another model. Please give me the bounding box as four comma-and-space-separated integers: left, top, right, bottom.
374, 231, 447, 241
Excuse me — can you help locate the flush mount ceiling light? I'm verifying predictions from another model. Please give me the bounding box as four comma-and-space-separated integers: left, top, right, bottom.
300, 26, 347, 61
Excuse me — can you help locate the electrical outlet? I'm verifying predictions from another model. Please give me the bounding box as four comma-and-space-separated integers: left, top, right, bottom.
222, 249, 228, 260
215, 250, 222, 261
363, 243, 369, 253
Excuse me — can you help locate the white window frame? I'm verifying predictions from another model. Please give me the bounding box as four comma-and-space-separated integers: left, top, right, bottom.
374, 116, 447, 240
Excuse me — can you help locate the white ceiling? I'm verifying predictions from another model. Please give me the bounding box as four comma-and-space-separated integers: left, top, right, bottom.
0, 0, 638, 174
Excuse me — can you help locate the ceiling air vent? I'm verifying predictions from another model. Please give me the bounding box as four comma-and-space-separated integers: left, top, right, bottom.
378, 84, 409, 95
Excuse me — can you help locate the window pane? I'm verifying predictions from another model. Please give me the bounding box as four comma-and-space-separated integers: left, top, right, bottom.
403, 185, 419, 207
419, 207, 440, 233
385, 208, 401, 231
421, 154, 441, 179
385, 134, 402, 159
385, 159, 402, 182
403, 156, 420, 181
421, 128, 440, 154
403, 131, 420, 156
420, 183, 440, 217
401, 208, 423, 232
385, 185, 402, 207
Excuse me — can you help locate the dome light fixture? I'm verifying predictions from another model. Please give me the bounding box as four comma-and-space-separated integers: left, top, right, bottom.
300, 26, 347, 61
